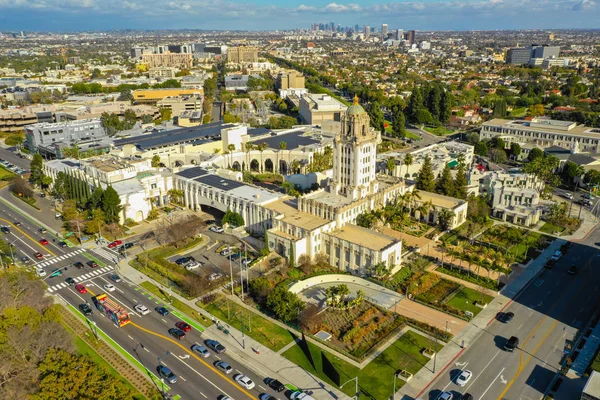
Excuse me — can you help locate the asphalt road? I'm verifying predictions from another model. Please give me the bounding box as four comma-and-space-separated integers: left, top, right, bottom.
425, 234, 600, 400
0, 206, 288, 400
0, 146, 30, 170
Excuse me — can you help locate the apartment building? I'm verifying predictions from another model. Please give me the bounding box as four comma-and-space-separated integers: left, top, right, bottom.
141, 53, 193, 69
227, 46, 259, 63
148, 67, 177, 79
156, 95, 203, 117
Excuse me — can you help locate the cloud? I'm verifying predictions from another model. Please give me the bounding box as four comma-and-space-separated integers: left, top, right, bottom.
571, 0, 597, 10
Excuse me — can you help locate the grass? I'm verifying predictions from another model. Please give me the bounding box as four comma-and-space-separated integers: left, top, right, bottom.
139, 281, 212, 328
11, 191, 40, 210
282, 330, 442, 399
0, 165, 16, 180
202, 297, 293, 351
447, 287, 494, 317
509, 107, 527, 117
424, 126, 455, 136
540, 222, 566, 235
437, 266, 501, 291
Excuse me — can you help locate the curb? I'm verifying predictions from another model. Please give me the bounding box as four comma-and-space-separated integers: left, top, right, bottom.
414, 346, 467, 399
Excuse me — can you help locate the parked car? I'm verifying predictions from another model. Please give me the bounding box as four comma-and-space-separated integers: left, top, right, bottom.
214, 360, 232, 374
504, 336, 519, 352
79, 303, 92, 315
544, 259, 556, 269
175, 257, 193, 265
209, 226, 224, 233
208, 272, 223, 281
563, 192, 574, 200
456, 370, 472, 387
157, 365, 178, 383
497, 311, 514, 323
155, 306, 169, 316
220, 248, 233, 256
175, 321, 192, 332
168, 328, 186, 340
460, 394, 474, 400
259, 394, 276, 400
265, 378, 285, 392
58, 241, 67, 248
185, 262, 201, 271
234, 374, 255, 390
550, 250, 562, 261
191, 344, 210, 358
134, 304, 150, 315
119, 243, 134, 251
436, 392, 453, 400
205, 339, 226, 354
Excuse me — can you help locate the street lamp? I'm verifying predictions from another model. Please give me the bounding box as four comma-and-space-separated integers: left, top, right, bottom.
340, 376, 359, 400
158, 351, 172, 397
392, 370, 402, 400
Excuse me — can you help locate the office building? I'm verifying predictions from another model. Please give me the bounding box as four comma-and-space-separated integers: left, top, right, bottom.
227, 46, 259, 63
404, 30, 415, 45
192, 43, 205, 54
542, 57, 568, 70
364, 26, 370, 39
156, 95, 203, 118
395, 29, 403, 41
141, 53, 193, 69
277, 70, 305, 90
299, 94, 347, 125
130, 47, 146, 59
532, 45, 560, 60
506, 47, 532, 65
24, 118, 108, 159
133, 89, 202, 105
381, 24, 388, 39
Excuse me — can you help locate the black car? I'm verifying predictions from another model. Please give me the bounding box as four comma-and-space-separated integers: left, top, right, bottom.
568, 265, 577, 275
497, 311, 514, 323
460, 394, 474, 400
157, 365, 178, 383
87, 260, 99, 268
66, 277, 76, 286
504, 336, 519, 352
79, 303, 93, 315
73, 261, 84, 269
155, 306, 169, 316
13, 221, 21, 227
39, 193, 46, 198
175, 257, 193, 265
168, 328, 186, 340
205, 339, 226, 354
58, 241, 68, 248
119, 243, 134, 251
1, 226, 9, 234
265, 378, 285, 392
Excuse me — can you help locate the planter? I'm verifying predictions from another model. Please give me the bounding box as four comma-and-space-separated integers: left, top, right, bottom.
475, 301, 487, 309
398, 369, 413, 382
422, 347, 436, 359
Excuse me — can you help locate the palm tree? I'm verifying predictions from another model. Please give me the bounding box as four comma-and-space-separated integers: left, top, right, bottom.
278, 141, 287, 175
416, 200, 434, 223
244, 142, 254, 171
437, 209, 455, 230
454, 240, 465, 269
227, 143, 236, 169
403, 153, 413, 180
386, 157, 396, 176
167, 189, 184, 205
258, 142, 268, 173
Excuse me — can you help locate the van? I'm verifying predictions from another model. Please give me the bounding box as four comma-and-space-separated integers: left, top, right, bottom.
290, 393, 316, 400
504, 336, 519, 352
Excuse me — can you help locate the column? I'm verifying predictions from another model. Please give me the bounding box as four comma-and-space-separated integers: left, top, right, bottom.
184, 185, 190, 207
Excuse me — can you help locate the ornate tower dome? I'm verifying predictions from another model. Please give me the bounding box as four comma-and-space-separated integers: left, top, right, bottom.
346, 94, 366, 116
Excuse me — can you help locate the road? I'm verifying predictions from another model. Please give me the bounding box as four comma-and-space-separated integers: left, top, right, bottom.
0, 146, 30, 170
1, 207, 290, 400
424, 234, 600, 400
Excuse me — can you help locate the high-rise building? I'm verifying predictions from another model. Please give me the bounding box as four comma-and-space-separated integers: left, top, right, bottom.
381, 24, 388, 39
227, 46, 259, 63
395, 29, 404, 40
192, 43, 205, 54
531, 45, 560, 60
506, 47, 532, 65
364, 26, 370, 39
404, 30, 415, 45
130, 47, 145, 59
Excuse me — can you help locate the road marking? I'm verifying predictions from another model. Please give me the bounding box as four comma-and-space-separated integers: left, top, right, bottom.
200, 393, 207, 399
162, 319, 168, 324
465, 351, 500, 393
480, 367, 505, 400
144, 347, 150, 353
0, 218, 57, 256
215, 355, 221, 360
517, 324, 523, 330
500, 375, 507, 384
180, 376, 187, 382
259, 385, 267, 391
580, 307, 585, 313
128, 335, 134, 341
442, 362, 468, 391
236, 369, 243, 374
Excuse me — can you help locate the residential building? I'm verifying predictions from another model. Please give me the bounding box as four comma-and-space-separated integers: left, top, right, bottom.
156, 95, 203, 117
141, 53, 193, 69
148, 67, 177, 79
227, 46, 259, 63
480, 118, 600, 154
298, 93, 347, 125
277, 70, 305, 90
24, 118, 108, 159
133, 88, 202, 105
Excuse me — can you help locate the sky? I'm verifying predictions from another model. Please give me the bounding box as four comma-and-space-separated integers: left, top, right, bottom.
0, 0, 598, 32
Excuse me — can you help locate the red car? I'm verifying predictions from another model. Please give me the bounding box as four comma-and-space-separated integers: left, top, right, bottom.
34, 252, 44, 260
108, 240, 123, 248
175, 321, 192, 332
75, 284, 87, 294
39, 238, 49, 245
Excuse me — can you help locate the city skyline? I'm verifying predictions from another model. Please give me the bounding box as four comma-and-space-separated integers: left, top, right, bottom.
0, 0, 599, 32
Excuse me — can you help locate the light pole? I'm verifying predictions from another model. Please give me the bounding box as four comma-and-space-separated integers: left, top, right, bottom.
88, 304, 99, 340
340, 376, 359, 400
8, 239, 16, 265
158, 351, 171, 398
392, 370, 401, 400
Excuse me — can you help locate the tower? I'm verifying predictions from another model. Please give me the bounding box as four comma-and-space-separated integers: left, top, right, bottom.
330, 95, 380, 201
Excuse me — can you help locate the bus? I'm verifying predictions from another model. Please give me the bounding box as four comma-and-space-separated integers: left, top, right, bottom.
92, 293, 130, 327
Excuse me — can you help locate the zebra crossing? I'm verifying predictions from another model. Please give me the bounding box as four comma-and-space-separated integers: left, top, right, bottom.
47, 266, 114, 293
35, 248, 86, 268
91, 247, 120, 263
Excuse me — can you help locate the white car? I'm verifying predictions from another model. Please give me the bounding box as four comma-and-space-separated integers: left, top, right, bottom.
437, 392, 453, 400
563, 192, 574, 200
234, 374, 255, 390
36, 268, 47, 277
209, 226, 224, 233
134, 304, 150, 315
456, 370, 472, 387
185, 262, 201, 271
103, 284, 116, 292
208, 272, 223, 281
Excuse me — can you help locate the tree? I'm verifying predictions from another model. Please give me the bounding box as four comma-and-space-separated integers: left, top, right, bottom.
415, 108, 434, 125
222, 210, 244, 227
489, 137, 506, 150
266, 285, 304, 322
392, 108, 406, 138
151, 155, 161, 167
158, 107, 172, 122
454, 163, 468, 200
203, 78, 217, 98
406, 86, 423, 122
385, 157, 396, 176
10, 176, 33, 198
493, 99, 508, 117
356, 212, 377, 229
289, 243, 295, 268
53, 172, 68, 200
438, 209, 455, 230
529, 104, 545, 117
474, 141, 488, 156
40, 175, 53, 189
528, 147, 544, 161
427, 84, 443, 121
488, 148, 507, 164
368, 101, 385, 133
510, 142, 522, 159
416, 155, 436, 192
440, 90, 454, 123
99, 112, 122, 136
403, 153, 413, 179
436, 164, 455, 196
101, 186, 122, 224
564, 161, 584, 187
584, 170, 600, 187
5, 134, 24, 147
30, 153, 44, 186
117, 88, 133, 102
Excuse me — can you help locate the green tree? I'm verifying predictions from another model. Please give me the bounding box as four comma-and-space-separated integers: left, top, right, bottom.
488, 148, 507, 164
289, 243, 295, 268
151, 155, 161, 167
416, 155, 436, 192
368, 101, 385, 133
493, 99, 507, 117
454, 163, 468, 200
386, 157, 396, 175
440, 90, 454, 123
474, 141, 488, 156
528, 147, 544, 161
403, 153, 413, 179
40, 175, 53, 189
427, 84, 442, 121
222, 210, 244, 227
510, 142, 522, 159
435, 164, 455, 196
88, 186, 104, 210
406, 86, 423, 122
203, 78, 217, 98
100, 112, 121, 136
392, 108, 406, 138
29, 153, 44, 186
415, 108, 434, 125
53, 172, 68, 200
266, 285, 304, 322
356, 212, 377, 229
157, 107, 172, 122
5, 134, 24, 147
490, 137, 506, 150
101, 186, 122, 224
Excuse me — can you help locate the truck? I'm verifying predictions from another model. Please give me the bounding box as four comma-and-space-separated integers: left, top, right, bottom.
92, 293, 130, 327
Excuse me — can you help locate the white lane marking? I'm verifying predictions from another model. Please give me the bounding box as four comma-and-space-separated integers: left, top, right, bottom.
215, 355, 221, 360
128, 335, 134, 341
236, 369, 242, 374
180, 376, 187, 382
517, 324, 523, 330
162, 319, 168, 324
478, 367, 506, 400
259, 385, 267, 391
199, 393, 207, 399
144, 347, 150, 353
172, 354, 234, 399
69, 288, 86, 302
465, 351, 500, 393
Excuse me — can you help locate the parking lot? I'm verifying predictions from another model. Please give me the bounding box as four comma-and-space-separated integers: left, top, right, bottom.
0, 157, 27, 175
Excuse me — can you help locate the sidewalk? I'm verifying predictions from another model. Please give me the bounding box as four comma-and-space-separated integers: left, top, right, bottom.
397, 238, 565, 400
117, 258, 349, 400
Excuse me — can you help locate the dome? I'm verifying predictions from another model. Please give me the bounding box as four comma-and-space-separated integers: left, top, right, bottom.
346, 94, 365, 116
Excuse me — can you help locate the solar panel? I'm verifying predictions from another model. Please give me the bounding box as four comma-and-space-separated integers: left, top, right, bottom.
194, 175, 244, 191
62, 161, 79, 167
176, 167, 209, 179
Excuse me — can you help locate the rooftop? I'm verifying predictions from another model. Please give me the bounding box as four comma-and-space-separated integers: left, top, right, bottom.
251, 129, 326, 151
85, 155, 144, 172
417, 191, 465, 209
263, 197, 332, 231
304, 93, 348, 112
484, 118, 600, 139
328, 224, 398, 251
304, 189, 354, 208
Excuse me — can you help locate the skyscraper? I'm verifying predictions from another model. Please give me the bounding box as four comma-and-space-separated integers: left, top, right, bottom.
381, 24, 388, 39
405, 30, 415, 45
364, 26, 370, 39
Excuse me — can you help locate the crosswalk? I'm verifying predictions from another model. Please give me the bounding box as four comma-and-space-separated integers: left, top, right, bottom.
91, 247, 120, 264
35, 248, 86, 268
47, 266, 114, 293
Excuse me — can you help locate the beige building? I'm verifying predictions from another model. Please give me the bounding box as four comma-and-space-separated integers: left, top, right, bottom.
142, 53, 193, 69
227, 46, 259, 63
133, 89, 202, 105
157, 95, 203, 117
299, 93, 347, 125
148, 67, 178, 79
0, 109, 38, 132
278, 70, 305, 90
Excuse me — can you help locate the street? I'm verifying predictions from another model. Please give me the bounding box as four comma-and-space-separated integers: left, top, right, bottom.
423, 233, 600, 400
0, 205, 290, 400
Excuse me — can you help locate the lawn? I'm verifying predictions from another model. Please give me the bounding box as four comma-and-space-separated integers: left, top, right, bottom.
446, 287, 494, 317
139, 281, 213, 328
437, 265, 501, 291
539, 222, 565, 235
509, 107, 527, 117
282, 330, 442, 399
424, 126, 455, 136
0, 165, 16, 180
202, 296, 293, 352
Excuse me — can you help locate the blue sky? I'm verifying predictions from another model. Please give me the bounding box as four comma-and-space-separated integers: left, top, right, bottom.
0, 0, 598, 32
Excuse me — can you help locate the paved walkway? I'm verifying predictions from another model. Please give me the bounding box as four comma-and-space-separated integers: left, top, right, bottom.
397, 238, 565, 400
392, 298, 468, 334
426, 264, 498, 297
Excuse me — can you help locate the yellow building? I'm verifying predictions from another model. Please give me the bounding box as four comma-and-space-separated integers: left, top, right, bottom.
227, 46, 259, 63
278, 70, 305, 90
133, 89, 203, 105
141, 53, 193, 69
